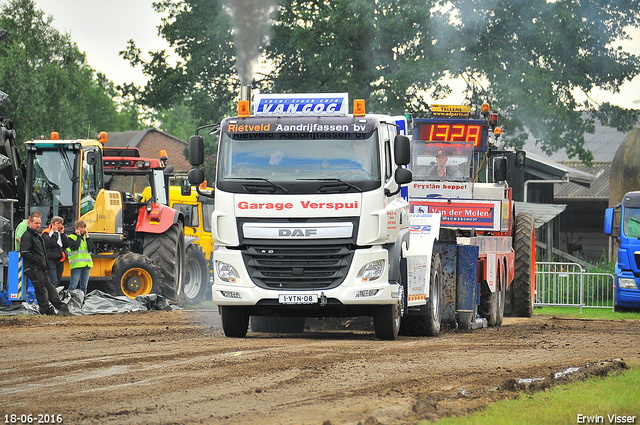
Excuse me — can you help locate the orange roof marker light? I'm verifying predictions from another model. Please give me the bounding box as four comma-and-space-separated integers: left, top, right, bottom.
50, 132, 59, 140
494, 127, 502, 137
159, 150, 168, 161
98, 131, 107, 145
238, 100, 250, 117
481, 103, 490, 116
353, 99, 366, 117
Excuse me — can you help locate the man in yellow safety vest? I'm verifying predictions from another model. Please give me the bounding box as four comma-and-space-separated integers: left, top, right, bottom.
66, 220, 94, 295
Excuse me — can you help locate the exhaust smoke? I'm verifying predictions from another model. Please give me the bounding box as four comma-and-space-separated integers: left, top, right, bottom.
223, 0, 278, 86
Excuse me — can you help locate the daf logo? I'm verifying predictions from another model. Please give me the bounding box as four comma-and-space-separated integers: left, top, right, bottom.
279, 228, 317, 237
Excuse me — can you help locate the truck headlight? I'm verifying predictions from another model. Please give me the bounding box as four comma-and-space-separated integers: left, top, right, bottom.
215, 260, 240, 283
356, 260, 385, 282
618, 278, 638, 289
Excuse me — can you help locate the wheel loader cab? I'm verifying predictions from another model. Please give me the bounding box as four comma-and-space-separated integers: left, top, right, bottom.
25, 139, 105, 231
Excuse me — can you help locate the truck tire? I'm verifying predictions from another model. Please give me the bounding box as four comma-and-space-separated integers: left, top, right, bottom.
220, 306, 249, 338
181, 244, 208, 305
373, 302, 401, 340
250, 316, 306, 333
479, 262, 505, 327
111, 252, 162, 298
513, 213, 536, 317
399, 253, 442, 337
143, 222, 185, 302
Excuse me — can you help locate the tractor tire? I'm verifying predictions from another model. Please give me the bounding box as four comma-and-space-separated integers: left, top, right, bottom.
479, 262, 505, 327
220, 306, 249, 338
399, 253, 442, 337
250, 316, 306, 333
111, 252, 162, 299
513, 213, 536, 317
143, 222, 185, 302
181, 244, 208, 305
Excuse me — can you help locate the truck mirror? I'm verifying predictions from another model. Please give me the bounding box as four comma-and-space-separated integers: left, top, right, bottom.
604, 208, 613, 235
493, 157, 507, 182
181, 180, 191, 196
515, 150, 526, 169
394, 135, 411, 165
189, 135, 204, 166
188, 168, 205, 186
395, 167, 412, 185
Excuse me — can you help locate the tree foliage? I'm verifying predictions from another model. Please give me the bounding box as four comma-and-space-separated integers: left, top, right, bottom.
0, 0, 143, 145
442, 0, 640, 162
126, 0, 640, 164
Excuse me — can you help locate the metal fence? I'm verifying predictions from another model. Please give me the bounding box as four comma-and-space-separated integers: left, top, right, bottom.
535, 262, 615, 311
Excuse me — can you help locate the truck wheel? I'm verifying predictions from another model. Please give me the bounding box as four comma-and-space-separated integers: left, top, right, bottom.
479, 262, 505, 327
220, 306, 249, 338
513, 213, 536, 317
143, 222, 185, 302
181, 244, 208, 305
373, 302, 401, 340
111, 253, 162, 298
401, 253, 443, 336
250, 316, 306, 333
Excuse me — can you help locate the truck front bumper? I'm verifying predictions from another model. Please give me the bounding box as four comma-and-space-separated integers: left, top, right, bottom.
211, 246, 400, 310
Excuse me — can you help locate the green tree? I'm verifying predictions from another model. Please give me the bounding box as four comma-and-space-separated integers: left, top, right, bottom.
125, 0, 640, 163
0, 0, 142, 146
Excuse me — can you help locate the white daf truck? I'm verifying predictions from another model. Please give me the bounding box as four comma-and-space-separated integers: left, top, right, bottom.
187, 93, 443, 340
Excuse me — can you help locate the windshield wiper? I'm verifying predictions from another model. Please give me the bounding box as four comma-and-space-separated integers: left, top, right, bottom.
297, 178, 362, 192
225, 177, 289, 193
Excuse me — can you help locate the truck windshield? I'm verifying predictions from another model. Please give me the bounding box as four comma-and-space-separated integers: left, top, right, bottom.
410, 141, 474, 182
624, 207, 640, 238
217, 132, 380, 184
30, 150, 76, 225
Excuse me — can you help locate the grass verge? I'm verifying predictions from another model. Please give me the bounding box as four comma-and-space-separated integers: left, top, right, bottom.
429, 364, 640, 425
533, 306, 640, 320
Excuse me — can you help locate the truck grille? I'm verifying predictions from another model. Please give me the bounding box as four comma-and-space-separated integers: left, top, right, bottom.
242, 245, 354, 289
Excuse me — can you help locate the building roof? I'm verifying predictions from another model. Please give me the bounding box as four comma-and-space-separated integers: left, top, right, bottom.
105, 129, 187, 148
514, 201, 567, 228
524, 151, 596, 186
521, 117, 640, 162
554, 161, 610, 201
520, 116, 639, 200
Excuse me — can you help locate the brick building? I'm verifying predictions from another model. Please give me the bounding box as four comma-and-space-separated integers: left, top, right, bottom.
105, 129, 190, 173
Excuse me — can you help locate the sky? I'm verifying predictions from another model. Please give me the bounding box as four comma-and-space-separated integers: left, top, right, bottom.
34, 0, 640, 109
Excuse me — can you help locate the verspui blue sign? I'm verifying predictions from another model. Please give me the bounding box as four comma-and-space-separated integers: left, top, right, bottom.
254, 93, 349, 117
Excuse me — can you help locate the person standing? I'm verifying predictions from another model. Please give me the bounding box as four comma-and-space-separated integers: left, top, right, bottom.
19, 211, 71, 316
67, 220, 94, 295
14, 212, 35, 251
42, 216, 69, 288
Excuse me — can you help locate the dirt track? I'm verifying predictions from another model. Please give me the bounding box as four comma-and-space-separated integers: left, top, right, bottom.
1, 310, 638, 425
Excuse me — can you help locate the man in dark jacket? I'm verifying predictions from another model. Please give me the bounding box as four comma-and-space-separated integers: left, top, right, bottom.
20, 212, 71, 316
42, 216, 69, 288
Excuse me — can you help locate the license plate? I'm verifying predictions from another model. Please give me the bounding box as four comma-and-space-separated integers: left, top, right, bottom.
278, 294, 318, 304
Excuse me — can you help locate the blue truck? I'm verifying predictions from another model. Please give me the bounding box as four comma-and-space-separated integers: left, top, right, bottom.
604, 191, 640, 311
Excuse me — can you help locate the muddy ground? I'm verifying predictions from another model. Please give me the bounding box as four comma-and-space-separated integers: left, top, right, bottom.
0, 310, 638, 425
